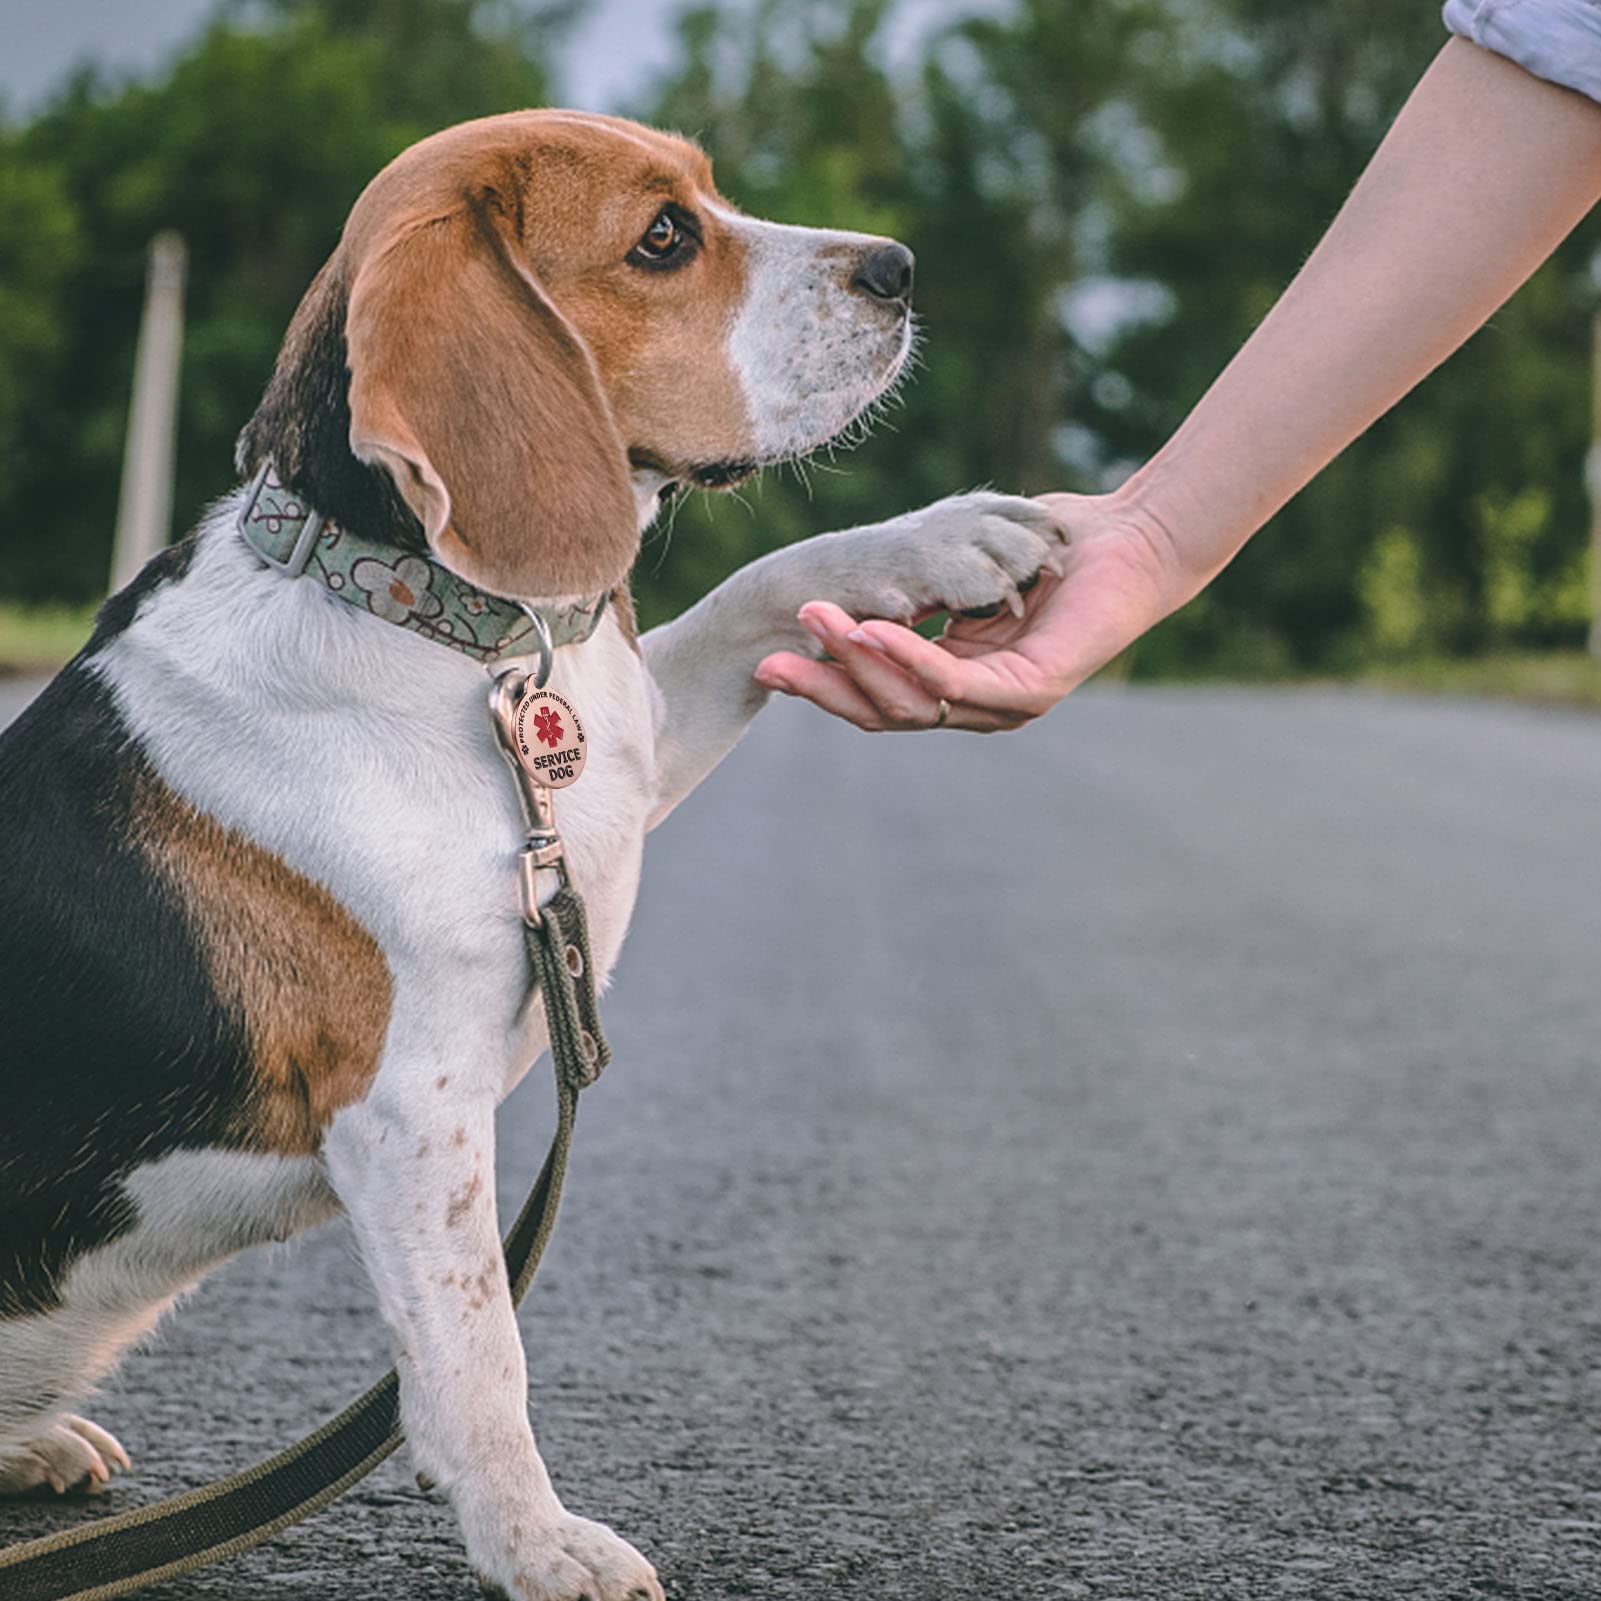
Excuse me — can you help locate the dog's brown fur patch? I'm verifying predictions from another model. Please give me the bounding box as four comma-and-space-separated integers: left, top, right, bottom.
133, 774, 392, 1155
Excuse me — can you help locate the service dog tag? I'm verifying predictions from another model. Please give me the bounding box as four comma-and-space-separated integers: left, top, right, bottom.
512, 687, 588, 789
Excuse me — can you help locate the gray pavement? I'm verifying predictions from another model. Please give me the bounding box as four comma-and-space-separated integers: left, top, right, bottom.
3, 677, 1600, 1599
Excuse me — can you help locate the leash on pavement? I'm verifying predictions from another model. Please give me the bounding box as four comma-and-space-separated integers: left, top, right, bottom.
0, 659, 608, 1601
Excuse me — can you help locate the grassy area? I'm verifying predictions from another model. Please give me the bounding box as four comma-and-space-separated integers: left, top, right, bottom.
0, 603, 97, 675
1359, 651, 1601, 711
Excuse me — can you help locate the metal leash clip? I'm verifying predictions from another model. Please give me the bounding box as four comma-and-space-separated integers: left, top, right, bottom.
488, 604, 595, 930
489, 663, 569, 930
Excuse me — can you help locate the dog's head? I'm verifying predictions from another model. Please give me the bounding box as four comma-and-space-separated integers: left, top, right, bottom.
238, 111, 915, 603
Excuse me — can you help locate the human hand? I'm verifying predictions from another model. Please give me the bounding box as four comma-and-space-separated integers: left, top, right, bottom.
753, 491, 1190, 731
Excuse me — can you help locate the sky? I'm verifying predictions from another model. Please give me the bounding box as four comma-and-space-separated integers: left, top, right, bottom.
0, 0, 1004, 118
1, 0, 681, 113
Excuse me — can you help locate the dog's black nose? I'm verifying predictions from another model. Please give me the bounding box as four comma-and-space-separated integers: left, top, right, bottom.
850, 241, 915, 304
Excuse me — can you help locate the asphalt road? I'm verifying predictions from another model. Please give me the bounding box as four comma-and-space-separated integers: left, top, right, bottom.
3, 677, 1600, 1600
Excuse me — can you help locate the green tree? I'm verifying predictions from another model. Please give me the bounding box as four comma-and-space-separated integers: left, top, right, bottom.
0, 0, 568, 601
1077, 0, 1599, 669
0, 137, 83, 529
1, 0, 1593, 678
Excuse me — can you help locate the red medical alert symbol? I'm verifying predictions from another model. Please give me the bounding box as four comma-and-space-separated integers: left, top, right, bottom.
513, 688, 587, 789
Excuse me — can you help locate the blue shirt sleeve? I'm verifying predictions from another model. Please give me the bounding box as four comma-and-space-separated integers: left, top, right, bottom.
1444, 0, 1601, 104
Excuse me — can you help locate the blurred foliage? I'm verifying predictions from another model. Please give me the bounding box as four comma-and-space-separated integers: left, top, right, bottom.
0, 602, 97, 674
0, 0, 1596, 674
0, 0, 568, 600
1364, 649, 1601, 711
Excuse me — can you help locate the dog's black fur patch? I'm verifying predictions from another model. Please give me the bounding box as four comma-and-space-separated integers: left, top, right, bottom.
0, 654, 255, 1317
88, 532, 199, 645
235, 266, 424, 558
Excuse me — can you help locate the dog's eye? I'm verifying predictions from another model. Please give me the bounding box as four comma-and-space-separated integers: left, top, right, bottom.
629, 209, 696, 270
640, 214, 678, 256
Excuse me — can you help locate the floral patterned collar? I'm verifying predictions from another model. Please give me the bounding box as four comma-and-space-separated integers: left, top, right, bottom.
236, 464, 609, 666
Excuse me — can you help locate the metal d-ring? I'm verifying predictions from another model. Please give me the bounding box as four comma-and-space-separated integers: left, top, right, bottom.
518, 604, 555, 689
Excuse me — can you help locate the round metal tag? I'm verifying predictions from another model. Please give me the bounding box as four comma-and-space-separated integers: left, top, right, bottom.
512, 688, 588, 789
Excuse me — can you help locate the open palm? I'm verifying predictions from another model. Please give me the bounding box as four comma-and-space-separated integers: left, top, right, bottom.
754, 493, 1186, 732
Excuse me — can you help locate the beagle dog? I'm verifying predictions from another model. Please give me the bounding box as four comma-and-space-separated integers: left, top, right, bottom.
0, 112, 1064, 1599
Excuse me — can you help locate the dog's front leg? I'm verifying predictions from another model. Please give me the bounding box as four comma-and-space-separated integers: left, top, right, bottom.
325, 1082, 662, 1601
642, 491, 1065, 824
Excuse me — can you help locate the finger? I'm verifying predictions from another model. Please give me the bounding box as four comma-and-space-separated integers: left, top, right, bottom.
841, 618, 1007, 704
754, 652, 898, 731
849, 620, 1060, 721
939, 702, 1032, 734
797, 606, 948, 728
794, 599, 867, 636
757, 649, 1025, 734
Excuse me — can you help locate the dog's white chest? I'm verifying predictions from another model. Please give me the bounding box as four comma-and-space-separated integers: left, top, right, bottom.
91, 510, 655, 1098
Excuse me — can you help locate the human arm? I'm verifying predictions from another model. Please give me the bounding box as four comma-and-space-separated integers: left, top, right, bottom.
756, 37, 1601, 730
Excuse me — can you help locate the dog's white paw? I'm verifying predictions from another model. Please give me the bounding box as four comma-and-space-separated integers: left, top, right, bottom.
831, 490, 1068, 624
475, 1511, 664, 1601
0, 1414, 132, 1496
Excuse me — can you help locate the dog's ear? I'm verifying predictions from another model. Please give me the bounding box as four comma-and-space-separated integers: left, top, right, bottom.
344, 198, 639, 601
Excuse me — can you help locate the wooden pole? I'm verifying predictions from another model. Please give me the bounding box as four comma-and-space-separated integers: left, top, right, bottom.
1590, 307, 1601, 658
110, 232, 187, 593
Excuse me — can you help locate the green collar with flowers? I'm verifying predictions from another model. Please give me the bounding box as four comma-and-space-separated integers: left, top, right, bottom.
237, 464, 609, 665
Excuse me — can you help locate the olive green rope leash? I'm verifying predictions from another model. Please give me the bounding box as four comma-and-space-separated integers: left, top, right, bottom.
0, 682, 609, 1601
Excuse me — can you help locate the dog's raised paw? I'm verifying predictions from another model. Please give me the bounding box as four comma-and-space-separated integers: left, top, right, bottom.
821, 490, 1069, 628
476, 1511, 664, 1601
0, 1414, 132, 1496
